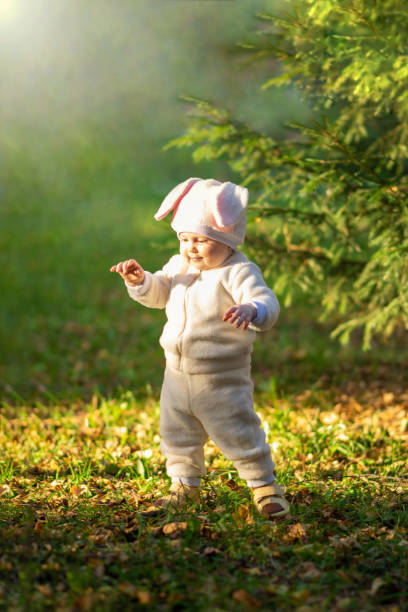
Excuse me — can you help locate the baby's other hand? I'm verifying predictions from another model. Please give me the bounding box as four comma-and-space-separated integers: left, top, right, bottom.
223, 304, 257, 330
110, 259, 145, 286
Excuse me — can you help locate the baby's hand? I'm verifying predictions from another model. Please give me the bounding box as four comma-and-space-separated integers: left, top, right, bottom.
223, 304, 257, 331
110, 259, 145, 286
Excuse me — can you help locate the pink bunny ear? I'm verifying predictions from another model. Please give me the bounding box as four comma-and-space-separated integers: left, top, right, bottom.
212, 182, 248, 228
154, 177, 201, 221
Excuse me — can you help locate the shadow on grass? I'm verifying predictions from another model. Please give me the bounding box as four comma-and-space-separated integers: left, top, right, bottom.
1, 476, 407, 610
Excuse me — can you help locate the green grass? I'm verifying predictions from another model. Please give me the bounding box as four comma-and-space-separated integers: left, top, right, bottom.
1, 388, 407, 611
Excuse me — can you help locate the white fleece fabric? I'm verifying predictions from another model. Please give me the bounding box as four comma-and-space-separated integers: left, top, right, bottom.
160, 365, 275, 483
126, 249, 279, 484
126, 250, 279, 374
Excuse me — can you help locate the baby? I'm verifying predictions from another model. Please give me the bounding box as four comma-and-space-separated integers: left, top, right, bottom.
111, 178, 289, 518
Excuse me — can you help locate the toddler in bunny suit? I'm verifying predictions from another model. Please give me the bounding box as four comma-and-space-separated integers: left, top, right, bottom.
111, 178, 289, 518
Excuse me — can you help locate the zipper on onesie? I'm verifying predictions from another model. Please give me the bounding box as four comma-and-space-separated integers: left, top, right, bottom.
178, 271, 200, 372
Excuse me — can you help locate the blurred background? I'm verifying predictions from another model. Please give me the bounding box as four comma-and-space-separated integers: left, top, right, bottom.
1, 0, 343, 402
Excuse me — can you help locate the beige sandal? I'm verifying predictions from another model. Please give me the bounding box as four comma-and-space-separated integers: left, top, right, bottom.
252, 482, 290, 519
154, 482, 201, 510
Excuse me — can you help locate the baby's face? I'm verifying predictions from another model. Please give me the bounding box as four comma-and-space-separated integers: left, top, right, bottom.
179, 232, 232, 271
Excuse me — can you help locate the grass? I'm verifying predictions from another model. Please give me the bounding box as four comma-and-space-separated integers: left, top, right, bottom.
1, 385, 407, 611
1, 142, 408, 610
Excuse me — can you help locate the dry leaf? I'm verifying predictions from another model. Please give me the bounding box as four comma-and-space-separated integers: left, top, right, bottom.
383, 392, 395, 405
0, 560, 12, 571
335, 597, 352, 609
70, 484, 90, 497
243, 567, 263, 576
88, 532, 109, 546
36, 584, 53, 598
162, 521, 188, 536
286, 522, 307, 541
118, 583, 151, 603
329, 535, 359, 550
370, 577, 385, 596
232, 589, 261, 609
34, 520, 45, 534
74, 589, 94, 611
298, 562, 321, 581
233, 504, 254, 525
225, 478, 242, 491
0, 485, 11, 496
87, 557, 105, 579
135, 589, 151, 604
203, 546, 221, 556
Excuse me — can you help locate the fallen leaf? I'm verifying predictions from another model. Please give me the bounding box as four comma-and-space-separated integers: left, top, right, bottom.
118, 583, 151, 603
285, 522, 307, 541
233, 504, 254, 525
139, 505, 161, 517
70, 484, 90, 497
266, 584, 288, 595
329, 535, 359, 550
74, 589, 94, 611
370, 577, 385, 596
298, 561, 321, 581
224, 478, 242, 491
243, 567, 263, 576
88, 532, 109, 546
199, 523, 212, 537
203, 546, 221, 556
0, 560, 13, 571
34, 520, 45, 534
335, 597, 352, 609
162, 521, 188, 536
383, 392, 394, 405
232, 589, 261, 608
41, 560, 61, 572
36, 584, 53, 598
87, 557, 105, 579
292, 589, 311, 603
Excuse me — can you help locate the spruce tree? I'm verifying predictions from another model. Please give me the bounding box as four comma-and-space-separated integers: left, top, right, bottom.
169, 0, 408, 348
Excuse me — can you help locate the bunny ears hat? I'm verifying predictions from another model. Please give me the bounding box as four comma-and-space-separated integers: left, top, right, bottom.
154, 178, 249, 249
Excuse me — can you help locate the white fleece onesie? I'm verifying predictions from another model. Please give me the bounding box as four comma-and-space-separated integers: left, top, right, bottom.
127, 249, 280, 486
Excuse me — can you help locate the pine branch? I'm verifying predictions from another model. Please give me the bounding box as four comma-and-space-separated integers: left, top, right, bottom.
248, 235, 366, 272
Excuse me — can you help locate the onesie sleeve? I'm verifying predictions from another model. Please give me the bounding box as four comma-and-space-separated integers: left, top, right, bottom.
228, 261, 280, 332
126, 255, 181, 310
250, 301, 267, 326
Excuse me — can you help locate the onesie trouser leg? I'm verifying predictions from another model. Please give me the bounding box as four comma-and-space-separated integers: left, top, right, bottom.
160, 366, 275, 484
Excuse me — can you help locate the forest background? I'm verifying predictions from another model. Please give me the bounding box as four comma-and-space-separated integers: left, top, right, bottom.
2, 0, 407, 401
2, 0, 310, 400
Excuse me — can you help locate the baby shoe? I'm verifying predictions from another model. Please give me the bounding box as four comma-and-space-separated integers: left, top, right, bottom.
154, 482, 201, 510
251, 482, 290, 519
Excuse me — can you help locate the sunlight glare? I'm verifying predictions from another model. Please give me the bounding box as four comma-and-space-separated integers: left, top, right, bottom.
0, 0, 20, 22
